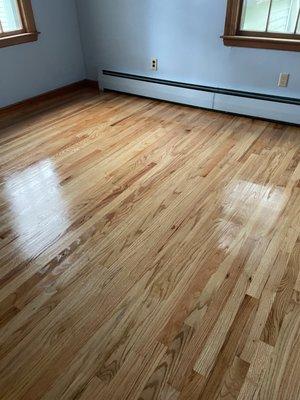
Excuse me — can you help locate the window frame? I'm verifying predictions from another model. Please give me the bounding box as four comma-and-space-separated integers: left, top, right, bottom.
0, 0, 38, 48
223, 0, 300, 52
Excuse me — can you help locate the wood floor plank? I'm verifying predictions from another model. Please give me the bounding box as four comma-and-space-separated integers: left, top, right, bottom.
261, 241, 300, 346
78, 377, 105, 400
0, 88, 299, 399
237, 341, 274, 400
258, 292, 300, 400
189, 295, 257, 400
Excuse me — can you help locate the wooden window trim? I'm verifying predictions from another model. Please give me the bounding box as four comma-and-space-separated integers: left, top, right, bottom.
0, 0, 38, 48
223, 0, 300, 52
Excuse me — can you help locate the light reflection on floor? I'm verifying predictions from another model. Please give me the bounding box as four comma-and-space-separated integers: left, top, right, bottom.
221, 179, 286, 237
4, 159, 69, 258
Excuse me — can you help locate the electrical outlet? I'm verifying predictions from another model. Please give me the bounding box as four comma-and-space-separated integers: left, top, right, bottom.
151, 58, 158, 71
278, 73, 289, 88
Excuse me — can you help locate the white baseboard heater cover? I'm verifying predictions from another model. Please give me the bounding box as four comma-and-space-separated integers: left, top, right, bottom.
100, 70, 300, 125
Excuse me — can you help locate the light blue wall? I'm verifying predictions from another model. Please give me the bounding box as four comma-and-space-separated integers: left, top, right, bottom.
0, 0, 85, 108
2, 0, 300, 109
76, 0, 300, 99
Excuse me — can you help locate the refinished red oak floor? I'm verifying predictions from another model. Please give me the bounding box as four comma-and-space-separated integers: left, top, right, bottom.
0, 86, 299, 400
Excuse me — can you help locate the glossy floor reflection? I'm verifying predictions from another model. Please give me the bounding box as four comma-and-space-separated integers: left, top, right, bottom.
0, 88, 299, 400
4, 159, 69, 258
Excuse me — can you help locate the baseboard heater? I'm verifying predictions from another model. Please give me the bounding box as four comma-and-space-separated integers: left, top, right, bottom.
100, 70, 300, 125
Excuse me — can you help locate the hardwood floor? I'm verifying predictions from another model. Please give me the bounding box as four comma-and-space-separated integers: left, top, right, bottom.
0, 87, 299, 400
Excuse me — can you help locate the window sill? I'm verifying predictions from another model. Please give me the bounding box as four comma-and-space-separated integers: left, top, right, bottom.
223, 35, 300, 52
0, 32, 38, 49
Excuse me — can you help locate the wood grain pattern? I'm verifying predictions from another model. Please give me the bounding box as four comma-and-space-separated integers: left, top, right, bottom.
0, 87, 299, 399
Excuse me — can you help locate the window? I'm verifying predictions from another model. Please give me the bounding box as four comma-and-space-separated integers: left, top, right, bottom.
223, 0, 300, 51
0, 0, 38, 48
